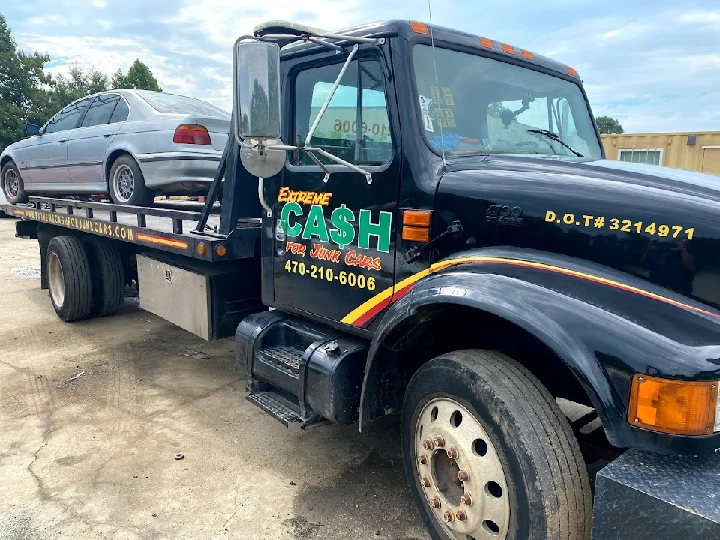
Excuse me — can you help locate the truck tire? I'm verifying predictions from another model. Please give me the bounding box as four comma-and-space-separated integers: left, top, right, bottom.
47, 236, 94, 322
402, 350, 592, 540
2, 160, 29, 204
83, 236, 124, 317
108, 155, 154, 206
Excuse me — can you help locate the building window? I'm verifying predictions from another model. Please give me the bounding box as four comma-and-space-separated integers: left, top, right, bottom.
618, 148, 662, 165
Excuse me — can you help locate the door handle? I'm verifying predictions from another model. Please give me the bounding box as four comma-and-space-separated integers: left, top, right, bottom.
103, 133, 112, 138
59, 139, 68, 143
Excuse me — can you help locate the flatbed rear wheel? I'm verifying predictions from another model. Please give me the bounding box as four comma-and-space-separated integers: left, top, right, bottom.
84, 237, 124, 317
47, 236, 93, 322
402, 350, 592, 540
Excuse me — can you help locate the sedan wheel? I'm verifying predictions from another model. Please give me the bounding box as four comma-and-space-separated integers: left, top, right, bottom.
4, 168, 20, 199
113, 164, 135, 203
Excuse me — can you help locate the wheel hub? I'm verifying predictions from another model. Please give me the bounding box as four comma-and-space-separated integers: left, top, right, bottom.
5, 169, 19, 197
48, 252, 65, 307
115, 165, 134, 202
415, 397, 510, 539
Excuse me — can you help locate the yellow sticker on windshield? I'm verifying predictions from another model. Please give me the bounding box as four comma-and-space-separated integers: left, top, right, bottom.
442, 87, 455, 106
445, 109, 456, 127
430, 86, 441, 104
433, 108, 447, 128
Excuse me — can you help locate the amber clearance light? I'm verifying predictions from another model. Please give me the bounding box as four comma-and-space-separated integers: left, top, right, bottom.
628, 374, 719, 436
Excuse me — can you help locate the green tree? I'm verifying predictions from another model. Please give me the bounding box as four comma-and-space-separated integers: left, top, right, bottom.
113, 59, 162, 91
45, 64, 110, 113
0, 14, 52, 150
595, 116, 624, 134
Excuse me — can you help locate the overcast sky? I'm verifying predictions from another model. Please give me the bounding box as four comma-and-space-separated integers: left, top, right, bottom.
4, 0, 719, 133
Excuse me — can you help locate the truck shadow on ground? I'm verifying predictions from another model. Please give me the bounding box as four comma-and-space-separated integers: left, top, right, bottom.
285, 416, 429, 540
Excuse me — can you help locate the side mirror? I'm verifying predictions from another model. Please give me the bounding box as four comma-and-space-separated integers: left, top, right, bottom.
233, 40, 281, 142
26, 124, 40, 136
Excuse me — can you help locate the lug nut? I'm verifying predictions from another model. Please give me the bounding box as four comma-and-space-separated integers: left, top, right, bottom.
446, 446, 459, 460
457, 469, 470, 482
418, 454, 429, 466
429, 497, 442, 509
422, 439, 435, 451
456, 510, 468, 522
443, 510, 455, 523
420, 476, 432, 488
432, 436, 446, 448
460, 493, 473, 506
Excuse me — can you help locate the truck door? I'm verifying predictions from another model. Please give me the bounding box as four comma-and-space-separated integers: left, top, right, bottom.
272, 52, 401, 328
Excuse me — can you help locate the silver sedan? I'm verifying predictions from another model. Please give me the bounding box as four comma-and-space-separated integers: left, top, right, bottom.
0, 90, 230, 206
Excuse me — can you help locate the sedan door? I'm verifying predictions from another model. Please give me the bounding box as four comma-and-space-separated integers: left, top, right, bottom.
67, 94, 124, 189
25, 98, 93, 188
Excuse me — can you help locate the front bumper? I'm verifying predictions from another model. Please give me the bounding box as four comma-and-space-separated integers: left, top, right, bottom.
592, 449, 720, 538
137, 152, 222, 192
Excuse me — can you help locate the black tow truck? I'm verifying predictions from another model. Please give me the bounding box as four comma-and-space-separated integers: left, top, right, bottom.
3, 20, 720, 540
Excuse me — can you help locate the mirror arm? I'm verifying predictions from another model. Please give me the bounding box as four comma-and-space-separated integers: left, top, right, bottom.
304, 44, 359, 146
307, 147, 372, 184
258, 177, 273, 217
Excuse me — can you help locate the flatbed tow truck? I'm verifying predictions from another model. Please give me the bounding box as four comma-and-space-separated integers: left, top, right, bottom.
3, 20, 720, 540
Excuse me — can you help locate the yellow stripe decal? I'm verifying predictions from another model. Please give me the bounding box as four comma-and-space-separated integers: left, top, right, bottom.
341, 256, 720, 327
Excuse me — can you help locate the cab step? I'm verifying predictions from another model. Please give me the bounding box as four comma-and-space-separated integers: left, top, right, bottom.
236, 311, 369, 426
245, 386, 330, 428
246, 390, 302, 426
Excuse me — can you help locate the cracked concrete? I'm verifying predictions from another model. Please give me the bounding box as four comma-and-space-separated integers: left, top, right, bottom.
0, 218, 428, 540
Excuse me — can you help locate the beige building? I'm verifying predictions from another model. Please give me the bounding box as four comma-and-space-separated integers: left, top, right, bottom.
601, 132, 720, 175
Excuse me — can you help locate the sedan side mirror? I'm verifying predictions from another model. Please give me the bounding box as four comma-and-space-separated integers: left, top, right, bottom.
26, 124, 40, 136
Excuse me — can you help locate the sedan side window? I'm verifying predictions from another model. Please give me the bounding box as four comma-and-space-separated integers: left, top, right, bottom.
44, 97, 93, 134
109, 98, 129, 124
80, 94, 120, 127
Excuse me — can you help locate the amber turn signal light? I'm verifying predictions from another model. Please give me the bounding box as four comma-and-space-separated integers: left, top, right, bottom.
409, 21, 430, 35
627, 374, 718, 436
402, 226, 430, 242
214, 244, 227, 257
403, 210, 432, 227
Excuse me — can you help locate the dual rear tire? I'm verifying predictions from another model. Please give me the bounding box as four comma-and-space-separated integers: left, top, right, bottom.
47, 236, 124, 322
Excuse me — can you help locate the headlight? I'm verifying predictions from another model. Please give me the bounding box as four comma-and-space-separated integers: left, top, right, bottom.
628, 374, 719, 436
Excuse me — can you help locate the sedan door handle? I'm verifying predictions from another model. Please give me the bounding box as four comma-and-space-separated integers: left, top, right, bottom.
59, 139, 68, 143
103, 133, 112, 138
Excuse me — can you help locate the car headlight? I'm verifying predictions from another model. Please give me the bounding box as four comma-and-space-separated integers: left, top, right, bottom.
628, 374, 719, 436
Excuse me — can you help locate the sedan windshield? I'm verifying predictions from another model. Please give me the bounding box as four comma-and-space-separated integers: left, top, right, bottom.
413, 45, 602, 158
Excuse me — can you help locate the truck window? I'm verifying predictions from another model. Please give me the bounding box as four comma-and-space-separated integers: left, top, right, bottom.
412, 45, 602, 158
294, 59, 393, 166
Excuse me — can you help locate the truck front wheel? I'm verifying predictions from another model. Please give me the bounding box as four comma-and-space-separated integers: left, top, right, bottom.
47, 236, 93, 322
401, 350, 591, 540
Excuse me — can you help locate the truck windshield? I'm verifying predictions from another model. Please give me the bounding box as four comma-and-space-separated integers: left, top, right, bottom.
413, 45, 602, 158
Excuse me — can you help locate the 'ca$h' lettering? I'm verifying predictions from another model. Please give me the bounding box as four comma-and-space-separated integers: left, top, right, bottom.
279, 203, 392, 253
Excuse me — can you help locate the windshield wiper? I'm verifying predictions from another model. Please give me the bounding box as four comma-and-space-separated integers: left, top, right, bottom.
526, 129, 584, 158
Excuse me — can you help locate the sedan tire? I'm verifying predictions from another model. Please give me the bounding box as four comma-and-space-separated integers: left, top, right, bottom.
2, 160, 29, 204
108, 155, 154, 206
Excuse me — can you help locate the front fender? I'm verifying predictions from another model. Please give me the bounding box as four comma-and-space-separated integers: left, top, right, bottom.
359, 248, 720, 454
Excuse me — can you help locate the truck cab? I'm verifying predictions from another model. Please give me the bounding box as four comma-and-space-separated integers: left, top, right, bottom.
223, 19, 720, 540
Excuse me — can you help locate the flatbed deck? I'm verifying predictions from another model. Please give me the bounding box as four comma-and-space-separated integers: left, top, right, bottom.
2, 196, 261, 262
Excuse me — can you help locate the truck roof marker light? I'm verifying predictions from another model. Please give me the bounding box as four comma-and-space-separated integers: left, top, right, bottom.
521, 49, 534, 61
479, 37, 494, 49
567, 66, 579, 77
410, 21, 430, 35
500, 43, 515, 55
628, 374, 718, 436
403, 210, 432, 227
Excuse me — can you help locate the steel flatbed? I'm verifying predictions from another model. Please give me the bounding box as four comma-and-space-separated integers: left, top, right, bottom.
2, 196, 261, 263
